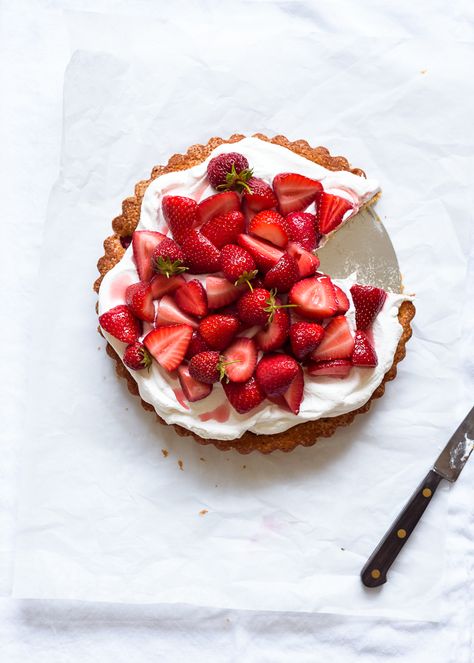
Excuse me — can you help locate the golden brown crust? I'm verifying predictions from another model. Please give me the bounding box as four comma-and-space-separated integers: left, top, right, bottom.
95, 133, 415, 454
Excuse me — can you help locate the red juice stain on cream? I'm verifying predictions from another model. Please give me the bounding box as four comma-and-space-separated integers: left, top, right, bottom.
173, 389, 190, 410
199, 402, 230, 423
109, 272, 136, 303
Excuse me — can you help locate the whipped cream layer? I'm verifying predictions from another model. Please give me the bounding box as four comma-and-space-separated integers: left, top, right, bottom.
99, 137, 408, 441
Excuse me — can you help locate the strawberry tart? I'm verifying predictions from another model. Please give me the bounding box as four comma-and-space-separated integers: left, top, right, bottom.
95, 134, 415, 454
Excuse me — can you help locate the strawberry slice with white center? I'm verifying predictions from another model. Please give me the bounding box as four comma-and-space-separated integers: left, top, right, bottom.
174, 279, 208, 318
177, 364, 213, 402
125, 281, 155, 322
283, 364, 304, 414
315, 192, 354, 235
150, 274, 186, 299
156, 294, 199, 329
287, 242, 320, 278
144, 324, 193, 372
350, 284, 387, 330
307, 359, 353, 378
334, 285, 350, 314
223, 338, 258, 383
249, 210, 289, 248
255, 308, 290, 352
310, 316, 354, 361
273, 173, 323, 215
237, 233, 284, 273
198, 191, 240, 226
132, 230, 166, 282
352, 330, 378, 367
289, 275, 338, 319
205, 275, 246, 309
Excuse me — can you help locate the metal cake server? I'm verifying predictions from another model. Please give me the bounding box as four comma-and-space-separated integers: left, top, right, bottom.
361, 406, 474, 587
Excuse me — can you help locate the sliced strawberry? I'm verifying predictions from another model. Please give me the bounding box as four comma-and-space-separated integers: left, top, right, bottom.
200, 210, 245, 249
352, 330, 378, 367
334, 285, 350, 314
311, 316, 354, 361
289, 275, 338, 319
125, 281, 155, 322
99, 305, 141, 344
307, 359, 352, 378
287, 242, 320, 278
315, 192, 353, 235
350, 284, 387, 330
242, 177, 277, 212
263, 253, 299, 293
177, 364, 213, 402
185, 331, 210, 360
182, 230, 221, 274
255, 309, 290, 352
199, 314, 240, 350
156, 294, 199, 329
255, 354, 299, 397
223, 376, 265, 414
132, 230, 166, 282
144, 324, 193, 372
237, 233, 284, 272
284, 212, 319, 251
150, 274, 186, 299
174, 280, 208, 318
273, 173, 323, 215
162, 196, 199, 244
283, 365, 304, 414
223, 338, 257, 383
249, 210, 289, 248
205, 275, 246, 309
289, 321, 325, 359
197, 191, 240, 226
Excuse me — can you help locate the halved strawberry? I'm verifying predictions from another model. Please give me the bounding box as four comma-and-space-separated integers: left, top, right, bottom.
223, 376, 265, 414
283, 365, 304, 414
144, 324, 193, 372
237, 233, 284, 272
287, 242, 320, 278
205, 275, 246, 309
350, 284, 387, 330
255, 354, 299, 397
197, 191, 240, 226
255, 309, 290, 352
289, 321, 325, 359
182, 230, 221, 274
156, 294, 199, 329
223, 338, 258, 383
249, 210, 289, 247
200, 210, 245, 248
185, 331, 209, 360
352, 330, 378, 367
132, 230, 166, 282
150, 274, 186, 299
125, 281, 155, 323
273, 173, 323, 215
289, 275, 338, 319
199, 314, 240, 350
284, 212, 319, 251
175, 280, 208, 317
334, 285, 350, 314
177, 364, 213, 402
99, 305, 141, 344
307, 359, 352, 378
263, 253, 299, 293
311, 316, 354, 360
242, 177, 277, 212
162, 196, 199, 244
315, 192, 353, 235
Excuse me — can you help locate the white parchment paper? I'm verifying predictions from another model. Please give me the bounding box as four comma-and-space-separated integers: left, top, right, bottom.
12, 16, 473, 623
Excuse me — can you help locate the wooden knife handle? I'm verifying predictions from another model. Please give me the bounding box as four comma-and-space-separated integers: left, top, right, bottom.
361, 469, 443, 587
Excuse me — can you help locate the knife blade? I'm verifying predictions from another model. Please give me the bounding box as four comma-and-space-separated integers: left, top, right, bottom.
361, 406, 474, 587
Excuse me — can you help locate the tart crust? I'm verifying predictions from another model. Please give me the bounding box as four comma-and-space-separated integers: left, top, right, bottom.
94, 133, 415, 454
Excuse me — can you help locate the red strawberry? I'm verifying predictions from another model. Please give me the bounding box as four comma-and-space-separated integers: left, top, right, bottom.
152, 237, 187, 278
125, 281, 155, 322
177, 364, 213, 402
162, 196, 199, 244
307, 359, 352, 378
223, 338, 258, 383
242, 177, 277, 212
283, 364, 304, 414
205, 275, 246, 309
175, 280, 208, 318
289, 321, 325, 359
237, 233, 284, 272
287, 242, 320, 278
198, 191, 240, 226
200, 210, 245, 248
150, 274, 186, 299
263, 253, 299, 293
99, 305, 141, 343
185, 331, 210, 360
289, 275, 338, 319
207, 152, 252, 191
315, 192, 353, 235
249, 210, 289, 247
223, 376, 265, 414
132, 230, 166, 282
188, 351, 223, 384
199, 314, 239, 350
350, 284, 387, 330
182, 230, 221, 274
144, 324, 193, 372
284, 212, 319, 251
237, 288, 290, 326
334, 285, 350, 314
156, 295, 199, 329
255, 309, 290, 351
352, 331, 378, 367
255, 354, 299, 396
123, 341, 152, 371
273, 173, 323, 215
311, 316, 354, 360
220, 244, 257, 286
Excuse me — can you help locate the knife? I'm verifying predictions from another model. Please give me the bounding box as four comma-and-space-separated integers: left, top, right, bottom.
361, 406, 474, 587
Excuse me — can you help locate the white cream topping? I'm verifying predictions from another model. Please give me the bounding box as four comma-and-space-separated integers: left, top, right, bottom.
99, 137, 409, 441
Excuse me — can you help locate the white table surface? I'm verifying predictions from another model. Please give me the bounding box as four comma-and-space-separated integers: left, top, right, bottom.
1, 1, 473, 661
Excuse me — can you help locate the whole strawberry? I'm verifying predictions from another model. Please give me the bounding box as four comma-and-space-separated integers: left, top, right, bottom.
284, 211, 320, 251
182, 230, 221, 274
152, 237, 188, 278
255, 354, 300, 396
207, 152, 253, 192
223, 376, 265, 414
200, 210, 245, 249
237, 288, 293, 326
289, 321, 325, 359
263, 253, 299, 293
99, 305, 141, 343
242, 177, 277, 212
220, 244, 257, 287
123, 341, 152, 371
199, 314, 240, 350
188, 351, 224, 384
162, 196, 199, 244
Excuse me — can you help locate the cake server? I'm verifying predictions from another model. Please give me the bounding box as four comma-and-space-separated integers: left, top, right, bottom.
361, 405, 474, 587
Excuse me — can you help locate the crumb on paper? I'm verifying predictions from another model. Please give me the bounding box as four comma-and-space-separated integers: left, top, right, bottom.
199, 509, 208, 516
420, 68, 427, 74
161, 449, 169, 458
97, 346, 101, 351
199, 457, 205, 462
178, 460, 184, 471
341, 547, 345, 551
242, 465, 247, 469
